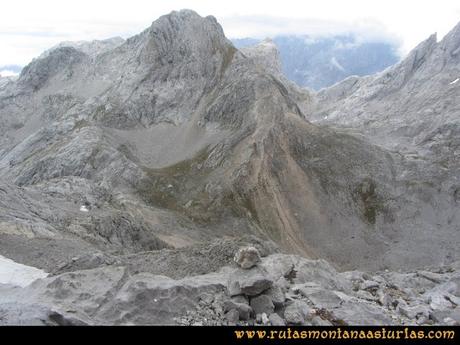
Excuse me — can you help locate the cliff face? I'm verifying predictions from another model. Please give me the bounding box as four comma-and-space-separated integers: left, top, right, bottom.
0, 10, 459, 278
309, 23, 460, 268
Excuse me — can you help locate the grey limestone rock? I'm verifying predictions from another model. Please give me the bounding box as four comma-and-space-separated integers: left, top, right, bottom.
234, 246, 261, 269
250, 294, 275, 315
225, 309, 240, 324
0, 9, 459, 326
265, 285, 286, 308
268, 313, 286, 326
223, 299, 252, 320
227, 266, 274, 296
284, 300, 314, 325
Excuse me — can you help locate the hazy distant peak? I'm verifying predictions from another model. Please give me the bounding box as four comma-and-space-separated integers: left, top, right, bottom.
240, 38, 282, 76
39, 37, 125, 60
233, 35, 400, 90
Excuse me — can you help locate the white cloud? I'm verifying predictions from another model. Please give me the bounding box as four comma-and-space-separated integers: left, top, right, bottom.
220, 15, 399, 42
0, 70, 19, 77
330, 57, 346, 72
1, 0, 459, 66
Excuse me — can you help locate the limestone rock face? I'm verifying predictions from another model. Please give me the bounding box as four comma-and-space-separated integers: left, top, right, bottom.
305, 22, 460, 270
0, 9, 459, 325
241, 39, 283, 76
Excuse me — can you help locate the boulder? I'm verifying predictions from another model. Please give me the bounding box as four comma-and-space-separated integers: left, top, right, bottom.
265, 285, 285, 308
234, 247, 261, 269
294, 285, 344, 309
332, 301, 394, 325
250, 295, 274, 315
284, 300, 313, 325
0, 302, 89, 326
223, 300, 252, 320
225, 309, 240, 324
269, 313, 286, 326
227, 267, 273, 296
311, 316, 333, 326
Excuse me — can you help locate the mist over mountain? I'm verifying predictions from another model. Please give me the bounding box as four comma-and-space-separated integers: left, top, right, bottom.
233, 35, 400, 90
0, 10, 459, 326
0, 65, 22, 77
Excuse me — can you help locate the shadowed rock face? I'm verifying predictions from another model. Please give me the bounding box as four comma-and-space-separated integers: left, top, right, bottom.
308, 23, 460, 269
0, 9, 459, 285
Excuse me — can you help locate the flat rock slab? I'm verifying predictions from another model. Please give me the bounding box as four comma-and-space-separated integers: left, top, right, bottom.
332, 301, 394, 325
227, 266, 273, 296
97, 271, 227, 325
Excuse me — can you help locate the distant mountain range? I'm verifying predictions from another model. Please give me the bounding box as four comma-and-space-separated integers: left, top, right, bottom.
233, 36, 400, 90
0, 36, 401, 89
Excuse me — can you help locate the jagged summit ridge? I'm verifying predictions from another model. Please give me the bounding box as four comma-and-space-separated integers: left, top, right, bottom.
7, 10, 240, 130
128, 10, 232, 66
39, 37, 125, 60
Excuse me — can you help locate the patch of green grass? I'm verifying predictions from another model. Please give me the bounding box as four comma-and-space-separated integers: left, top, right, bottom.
352, 178, 386, 226
144, 147, 210, 178
222, 190, 260, 226
136, 147, 212, 217
73, 119, 90, 131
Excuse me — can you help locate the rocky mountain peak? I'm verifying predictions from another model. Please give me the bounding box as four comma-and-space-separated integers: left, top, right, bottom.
133, 9, 233, 67
44, 37, 125, 58
440, 21, 460, 58
18, 46, 88, 91
241, 38, 283, 76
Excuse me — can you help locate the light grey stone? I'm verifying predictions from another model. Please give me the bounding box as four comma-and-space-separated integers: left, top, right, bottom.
223, 300, 252, 320
234, 247, 261, 269
268, 313, 286, 326
265, 285, 286, 308
311, 316, 333, 326
227, 267, 273, 296
284, 300, 313, 325
225, 309, 240, 324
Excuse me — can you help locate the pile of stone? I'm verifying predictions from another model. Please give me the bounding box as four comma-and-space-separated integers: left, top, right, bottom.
222, 247, 328, 326
181, 247, 460, 326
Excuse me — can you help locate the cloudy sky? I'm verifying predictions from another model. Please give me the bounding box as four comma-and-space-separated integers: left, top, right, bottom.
1, 0, 460, 69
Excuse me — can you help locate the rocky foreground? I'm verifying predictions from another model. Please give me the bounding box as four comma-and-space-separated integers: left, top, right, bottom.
0, 240, 459, 326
